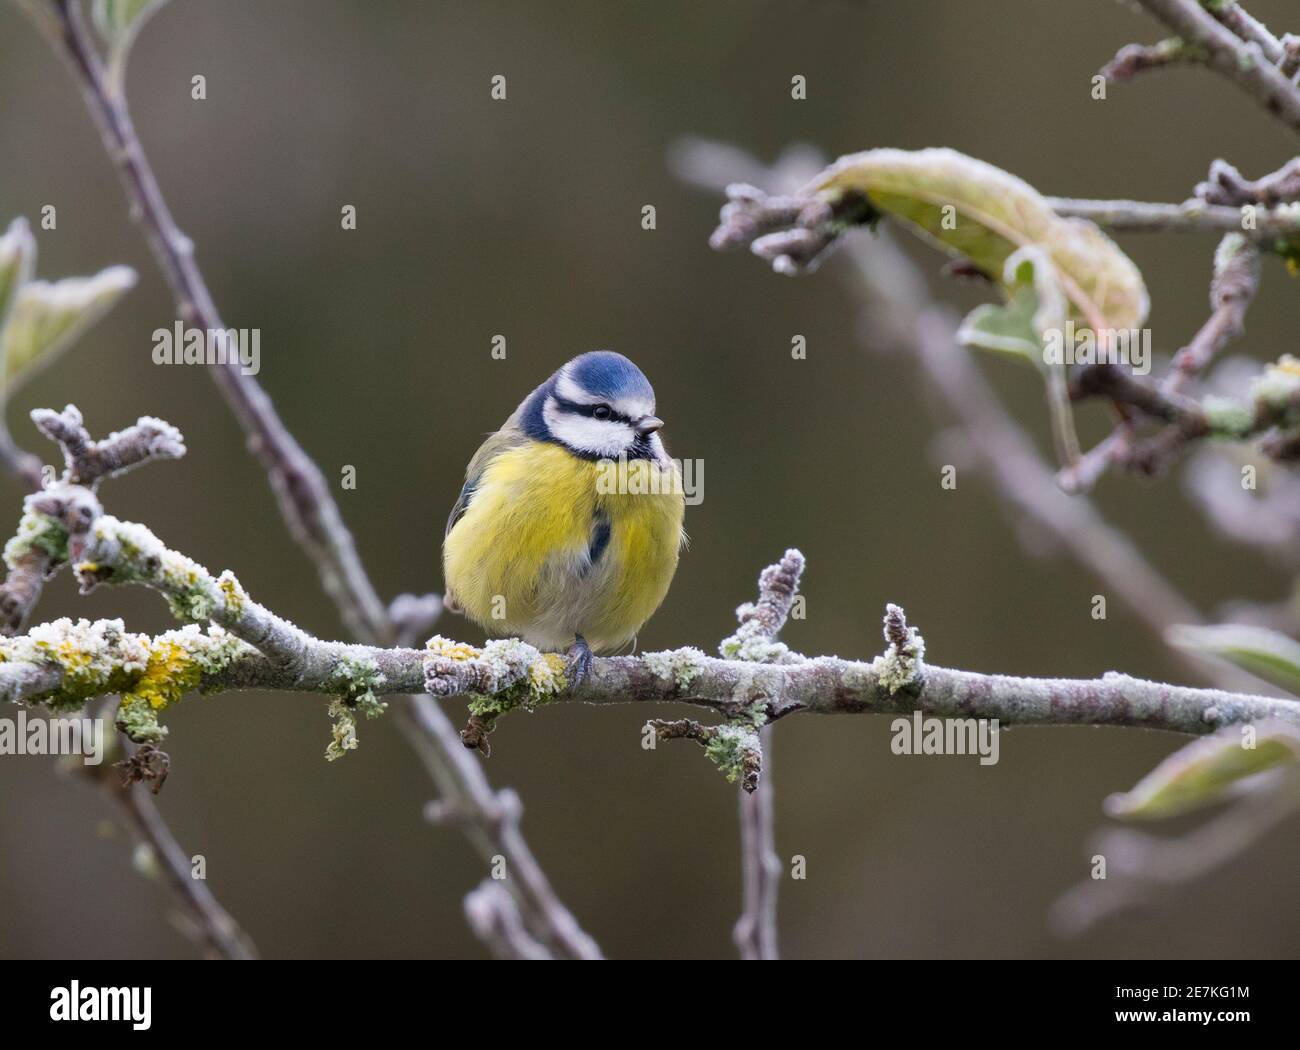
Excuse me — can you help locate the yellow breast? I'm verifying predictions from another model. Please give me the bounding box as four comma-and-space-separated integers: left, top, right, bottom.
443, 441, 685, 651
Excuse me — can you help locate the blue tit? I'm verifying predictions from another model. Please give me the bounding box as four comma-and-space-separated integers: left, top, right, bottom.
442, 350, 686, 682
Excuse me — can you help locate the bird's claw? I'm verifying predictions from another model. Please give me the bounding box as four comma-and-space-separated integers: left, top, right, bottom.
566, 634, 594, 691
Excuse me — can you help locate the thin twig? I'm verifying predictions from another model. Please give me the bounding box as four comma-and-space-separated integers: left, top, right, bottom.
734, 726, 779, 960
1100, 38, 1200, 82
1130, 0, 1300, 133
1068, 233, 1261, 486
1168, 234, 1260, 392
1281, 34, 1300, 80
1202, 0, 1285, 63
462, 880, 552, 960
1195, 157, 1300, 207
82, 713, 258, 960
1047, 196, 1300, 237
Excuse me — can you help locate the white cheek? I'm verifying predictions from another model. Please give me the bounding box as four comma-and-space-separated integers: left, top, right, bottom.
543, 401, 634, 457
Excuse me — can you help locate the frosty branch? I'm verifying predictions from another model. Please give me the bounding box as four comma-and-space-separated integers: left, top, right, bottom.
5, 409, 1300, 795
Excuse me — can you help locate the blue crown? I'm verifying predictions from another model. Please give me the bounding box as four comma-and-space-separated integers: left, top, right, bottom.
566, 351, 654, 402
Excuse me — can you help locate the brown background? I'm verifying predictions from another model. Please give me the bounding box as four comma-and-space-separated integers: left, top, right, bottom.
0, 0, 1296, 958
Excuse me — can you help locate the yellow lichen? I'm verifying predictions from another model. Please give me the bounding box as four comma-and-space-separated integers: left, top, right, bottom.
216, 571, 246, 615
528, 652, 568, 696
124, 639, 201, 710
426, 635, 482, 662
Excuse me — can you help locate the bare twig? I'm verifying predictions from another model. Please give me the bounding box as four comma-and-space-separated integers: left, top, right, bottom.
0, 407, 183, 634
1101, 38, 1201, 82
1128, 0, 1300, 133
463, 881, 552, 960
1068, 232, 1262, 487
32, 404, 185, 488
1195, 157, 1300, 207
1281, 34, 1300, 80
1168, 233, 1260, 391
79, 708, 257, 960
1047, 196, 1300, 237
1202, 0, 1285, 63
734, 726, 779, 960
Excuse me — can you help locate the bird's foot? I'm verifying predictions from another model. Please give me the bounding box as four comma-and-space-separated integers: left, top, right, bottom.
566, 634, 594, 691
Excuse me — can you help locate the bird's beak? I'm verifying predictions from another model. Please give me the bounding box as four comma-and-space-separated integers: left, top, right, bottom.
634, 416, 664, 436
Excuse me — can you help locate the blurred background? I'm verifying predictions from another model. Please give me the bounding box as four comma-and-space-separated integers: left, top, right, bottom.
0, 0, 1297, 959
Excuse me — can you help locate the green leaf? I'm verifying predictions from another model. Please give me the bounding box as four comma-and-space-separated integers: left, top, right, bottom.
1105, 721, 1300, 820
809, 147, 1149, 333
0, 217, 37, 337
957, 247, 1080, 463
957, 247, 1065, 364
0, 267, 137, 394
1167, 623, 1300, 696
957, 287, 1040, 363
92, 0, 170, 90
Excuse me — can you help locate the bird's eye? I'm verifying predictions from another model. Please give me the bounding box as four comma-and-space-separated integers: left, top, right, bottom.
593, 404, 612, 420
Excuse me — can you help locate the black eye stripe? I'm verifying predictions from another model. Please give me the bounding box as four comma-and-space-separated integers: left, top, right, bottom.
552, 396, 632, 424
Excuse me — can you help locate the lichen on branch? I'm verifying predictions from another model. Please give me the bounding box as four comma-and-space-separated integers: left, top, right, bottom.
2, 406, 1300, 794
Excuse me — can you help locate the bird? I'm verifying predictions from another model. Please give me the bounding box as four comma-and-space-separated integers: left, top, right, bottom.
442, 350, 686, 685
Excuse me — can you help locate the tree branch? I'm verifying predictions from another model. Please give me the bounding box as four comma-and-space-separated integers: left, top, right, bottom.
1202, 0, 1285, 63
1100, 38, 1202, 83
1046, 196, 1300, 238
6, 465, 1298, 744
1168, 233, 1260, 392
1128, 0, 1300, 133
734, 725, 779, 960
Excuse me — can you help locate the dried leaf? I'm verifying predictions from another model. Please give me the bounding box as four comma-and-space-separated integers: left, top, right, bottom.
809, 147, 1149, 333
